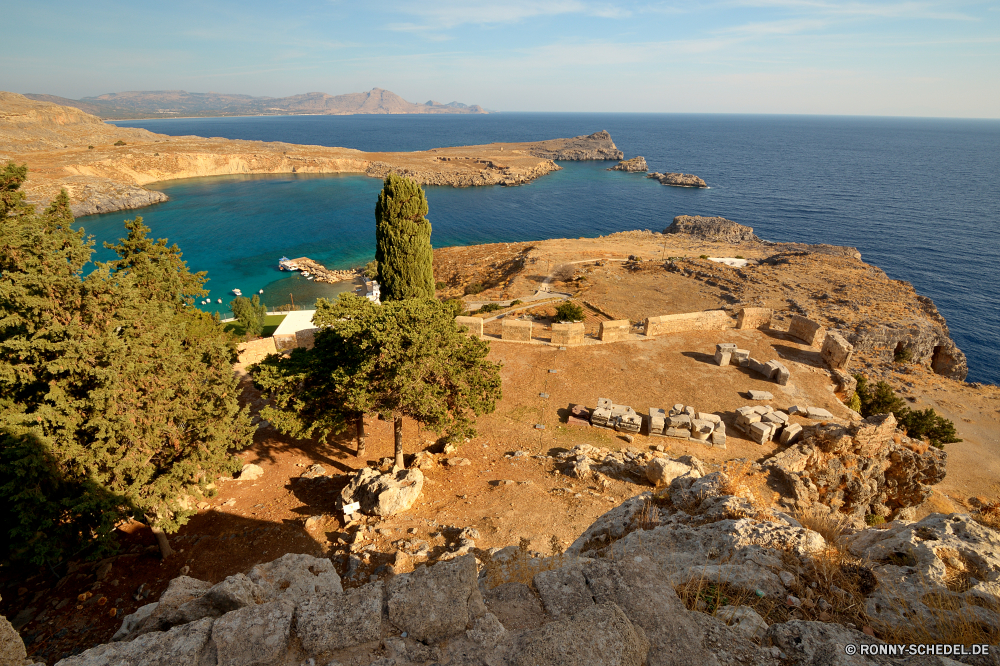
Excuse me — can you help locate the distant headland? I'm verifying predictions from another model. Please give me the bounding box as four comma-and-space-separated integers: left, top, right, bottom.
21, 88, 489, 121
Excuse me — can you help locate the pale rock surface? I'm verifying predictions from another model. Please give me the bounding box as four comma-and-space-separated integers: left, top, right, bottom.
211, 600, 293, 666
295, 580, 384, 654
238, 463, 264, 480
716, 605, 769, 640
509, 603, 649, 666
664, 215, 756, 242
340, 467, 424, 516
58, 616, 216, 666
386, 554, 487, 643
249, 553, 343, 604
0, 596, 27, 666
608, 156, 647, 172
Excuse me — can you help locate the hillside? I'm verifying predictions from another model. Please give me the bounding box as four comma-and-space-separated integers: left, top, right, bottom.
22, 88, 487, 119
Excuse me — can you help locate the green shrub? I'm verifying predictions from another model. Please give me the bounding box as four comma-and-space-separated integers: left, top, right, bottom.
442, 298, 466, 317
554, 301, 585, 322
846, 391, 862, 413
363, 259, 378, 279
435, 281, 447, 289
465, 282, 485, 295
477, 303, 502, 313
510, 299, 522, 306
699, 254, 709, 259
894, 346, 913, 363
113, 140, 126, 146
853, 374, 961, 449
865, 514, 885, 527
87, 145, 94, 150
735, 255, 745, 259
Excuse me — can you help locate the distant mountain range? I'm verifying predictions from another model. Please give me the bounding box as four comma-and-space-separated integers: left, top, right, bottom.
22, 88, 489, 120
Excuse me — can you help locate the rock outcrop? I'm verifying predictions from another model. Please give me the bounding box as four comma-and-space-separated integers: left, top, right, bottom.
524, 131, 624, 161
664, 215, 760, 244
847, 307, 969, 381
607, 156, 647, 172
341, 467, 425, 516
765, 413, 947, 520
1, 594, 29, 666
52, 458, 1000, 666
648, 172, 708, 187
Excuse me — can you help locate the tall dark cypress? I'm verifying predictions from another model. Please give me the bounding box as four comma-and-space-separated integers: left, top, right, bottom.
374, 173, 434, 301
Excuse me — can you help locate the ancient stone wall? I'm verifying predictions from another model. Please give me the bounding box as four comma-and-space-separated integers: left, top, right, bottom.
787, 316, 825, 347
501, 319, 532, 342
550, 322, 584, 346
455, 316, 484, 337
736, 307, 772, 330
598, 320, 630, 342
643, 310, 735, 336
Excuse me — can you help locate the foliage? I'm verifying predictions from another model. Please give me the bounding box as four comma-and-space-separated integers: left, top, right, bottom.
554, 301, 585, 322
230, 294, 267, 338
442, 298, 467, 318
894, 346, 913, 363
113, 140, 126, 146
477, 303, 502, 314
865, 513, 886, 526
435, 281, 447, 289
510, 299, 523, 306
251, 293, 502, 447
464, 282, 485, 295
0, 166, 253, 564
363, 259, 378, 279
374, 173, 434, 302
846, 391, 862, 413
853, 374, 961, 449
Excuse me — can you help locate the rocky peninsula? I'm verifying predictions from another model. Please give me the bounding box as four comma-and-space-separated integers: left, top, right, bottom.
0, 93, 623, 217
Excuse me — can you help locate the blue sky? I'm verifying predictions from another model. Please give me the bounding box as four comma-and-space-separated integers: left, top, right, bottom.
4, 0, 998, 117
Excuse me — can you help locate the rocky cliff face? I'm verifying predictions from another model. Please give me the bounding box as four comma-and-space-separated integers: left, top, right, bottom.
664, 215, 761, 244
607, 156, 647, 172
525, 130, 624, 161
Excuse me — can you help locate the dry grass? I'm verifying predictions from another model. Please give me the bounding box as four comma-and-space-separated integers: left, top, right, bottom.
480, 536, 567, 590
794, 506, 851, 549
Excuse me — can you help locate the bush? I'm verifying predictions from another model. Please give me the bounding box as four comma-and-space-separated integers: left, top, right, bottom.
113, 140, 126, 146
699, 254, 709, 259
465, 282, 485, 295
442, 298, 466, 317
846, 391, 862, 413
894, 346, 913, 363
435, 281, 447, 289
510, 299, 522, 306
87, 145, 94, 150
363, 259, 378, 279
554, 301, 585, 322
853, 374, 961, 449
477, 303, 502, 314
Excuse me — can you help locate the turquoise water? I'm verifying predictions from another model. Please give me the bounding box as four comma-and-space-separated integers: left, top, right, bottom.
84, 113, 1000, 383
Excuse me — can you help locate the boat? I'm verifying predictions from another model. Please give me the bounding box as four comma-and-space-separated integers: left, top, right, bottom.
259, 289, 264, 294
306, 275, 315, 281
232, 288, 242, 296
217, 298, 222, 304
301, 272, 311, 278
278, 256, 300, 271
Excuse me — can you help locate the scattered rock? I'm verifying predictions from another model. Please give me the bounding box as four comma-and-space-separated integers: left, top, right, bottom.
340, 467, 425, 516
238, 463, 264, 481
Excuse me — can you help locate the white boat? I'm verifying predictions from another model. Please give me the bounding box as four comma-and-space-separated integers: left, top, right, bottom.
301, 272, 311, 278
232, 288, 242, 296
217, 298, 222, 304
259, 289, 264, 294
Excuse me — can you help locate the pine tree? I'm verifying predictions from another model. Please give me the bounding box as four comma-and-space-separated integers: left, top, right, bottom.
0, 168, 254, 564
252, 293, 502, 469
375, 173, 435, 302
230, 294, 266, 337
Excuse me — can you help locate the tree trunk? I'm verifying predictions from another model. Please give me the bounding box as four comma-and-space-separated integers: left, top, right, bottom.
355, 414, 367, 458
394, 414, 404, 470
150, 523, 175, 559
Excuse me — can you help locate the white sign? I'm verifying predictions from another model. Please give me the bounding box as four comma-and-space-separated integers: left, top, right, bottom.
343, 501, 360, 516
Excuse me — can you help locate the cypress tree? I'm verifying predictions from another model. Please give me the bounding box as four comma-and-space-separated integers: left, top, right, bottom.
374, 173, 435, 301
0, 165, 254, 563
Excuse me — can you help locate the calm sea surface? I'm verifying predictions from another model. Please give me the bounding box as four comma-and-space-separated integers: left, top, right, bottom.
82, 114, 1000, 384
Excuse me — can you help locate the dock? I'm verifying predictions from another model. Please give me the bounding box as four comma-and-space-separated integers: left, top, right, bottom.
285, 257, 360, 284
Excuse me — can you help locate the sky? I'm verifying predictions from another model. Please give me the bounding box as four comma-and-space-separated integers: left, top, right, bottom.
3, 0, 999, 117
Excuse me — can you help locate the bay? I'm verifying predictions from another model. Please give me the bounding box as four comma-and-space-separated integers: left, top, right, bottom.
78, 113, 1000, 384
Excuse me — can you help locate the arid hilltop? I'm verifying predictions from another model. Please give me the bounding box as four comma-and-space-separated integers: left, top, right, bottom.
0, 93, 620, 217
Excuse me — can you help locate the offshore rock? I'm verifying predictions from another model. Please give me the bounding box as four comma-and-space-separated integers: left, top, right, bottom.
648, 172, 708, 188
765, 414, 947, 519
608, 156, 647, 172
664, 215, 760, 243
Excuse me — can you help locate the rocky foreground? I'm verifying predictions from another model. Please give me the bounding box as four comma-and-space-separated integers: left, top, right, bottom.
12, 421, 996, 666
0, 93, 623, 217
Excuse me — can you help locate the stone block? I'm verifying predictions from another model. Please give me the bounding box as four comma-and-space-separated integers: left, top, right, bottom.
748, 390, 773, 401
737, 307, 772, 330
788, 405, 806, 416
455, 316, 484, 337
648, 408, 666, 436
597, 397, 613, 409
644, 310, 735, 336
788, 315, 826, 347
690, 420, 713, 441
774, 367, 791, 386
716, 343, 737, 352
779, 423, 803, 445
502, 319, 532, 342
821, 331, 854, 370
665, 427, 690, 439
749, 422, 772, 444
710, 428, 727, 449
616, 412, 642, 433
733, 349, 750, 365
772, 411, 790, 424
568, 405, 591, 427
590, 407, 613, 428
670, 403, 684, 415
807, 406, 834, 419
599, 319, 630, 342
714, 350, 731, 366
683, 406, 696, 416
761, 412, 784, 425
667, 414, 691, 428
551, 322, 584, 346
747, 358, 768, 377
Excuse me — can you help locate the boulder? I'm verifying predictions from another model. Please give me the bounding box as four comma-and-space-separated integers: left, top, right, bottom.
484, 582, 547, 631
139, 576, 213, 634
510, 603, 650, 666
645, 457, 701, 487
534, 566, 594, 619
112, 602, 159, 641
341, 466, 424, 516
663, 215, 757, 242
249, 553, 342, 604
57, 616, 216, 666
211, 600, 293, 666
607, 156, 647, 172
295, 580, 384, 653
387, 554, 487, 643
0, 606, 27, 666
238, 463, 264, 480
767, 620, 883, 666
715, 605, 768, 641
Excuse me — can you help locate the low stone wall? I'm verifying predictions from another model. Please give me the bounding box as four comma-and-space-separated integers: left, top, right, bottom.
501, 319, 532, 342
237, 337, 278, 365
274, 329, 317, 351
643, 310, 735, 336
455, 316, 484, 337
787, 315, 825, 347
598, 320, 630, 342
736, 307, 772, 330
821, 331, 854, 370
551, 322, 585, 346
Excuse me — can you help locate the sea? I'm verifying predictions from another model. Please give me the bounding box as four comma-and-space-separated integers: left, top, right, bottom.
77, 113, 1000, 385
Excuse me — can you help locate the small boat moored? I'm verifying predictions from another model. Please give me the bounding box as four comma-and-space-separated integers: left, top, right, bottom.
232, 288, 243, 296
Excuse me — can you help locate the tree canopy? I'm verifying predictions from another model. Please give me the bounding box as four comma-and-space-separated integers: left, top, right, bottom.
231, 294, 267, 338
251, 293, 502, 467
375, 173, 435, 302
0, 162, 254, 564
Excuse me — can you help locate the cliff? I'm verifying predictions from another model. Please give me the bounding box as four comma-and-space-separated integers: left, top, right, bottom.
23, 88, 487, 120
0, 93, 616, 217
